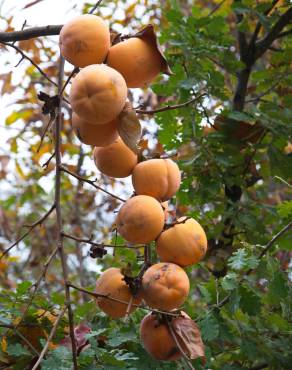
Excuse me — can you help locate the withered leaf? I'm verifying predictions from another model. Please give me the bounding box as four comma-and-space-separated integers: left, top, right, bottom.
133, 24, 173, 76
172, 316, 205, 362
60, 323, 91, 354
118, 102, 142, 153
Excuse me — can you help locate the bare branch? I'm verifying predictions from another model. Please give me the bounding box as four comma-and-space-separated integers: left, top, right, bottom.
0, 41, 58, 87
89, 0, 103, 14
0, 203, 56, 260
32, 305, 67, 370
259, 221, 292, 259
60, 165, 126, 202
54, 56, 78, 370
255, 7, 292, 60
41, 151, 56, 169
62, 232, 143, 249
136, 94, 206, 115
0, 25, 62, 43
15, 246, 59, 328
208, 0, 226, 17
68, 283, 180, 317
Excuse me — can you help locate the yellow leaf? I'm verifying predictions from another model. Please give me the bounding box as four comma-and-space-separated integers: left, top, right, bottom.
15, 161, 26, 180
1, 337, 7, 353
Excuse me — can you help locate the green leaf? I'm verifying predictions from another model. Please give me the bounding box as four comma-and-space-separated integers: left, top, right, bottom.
267, 273, 289, 305
199, 313, 219, 341
6, 343, 30, 357
16, 281, 32, 296
277, 201, 292, 219
239, 286, 261, 316
221, 272, 238, 291
228, 249, 259, 271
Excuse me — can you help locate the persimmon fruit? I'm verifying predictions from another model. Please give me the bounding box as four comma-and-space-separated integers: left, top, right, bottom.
93, 137, 137, 178
59, 14, 110, 67
95, 267, 141, 318
72, 112, 118, 146
142, 262, 190, 311
116, 195, 165, 244
132, 158, 181, 201
69, 64, 127, 124
106, 37, 163, 88
156, 217, 208, 267
140, 312, 189, 361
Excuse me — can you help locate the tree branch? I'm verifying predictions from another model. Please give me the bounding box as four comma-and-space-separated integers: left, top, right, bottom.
0, 41, 58, 87
54, 56, 78, 370
68, 283, 180, 317
62, 232, 143, 249
59, 165, 126, 202
0, 203, 55, 260
0, 25, 62, 43
255, 7, 292, 60
259, 221, 292, 259
136, 94, 206, 115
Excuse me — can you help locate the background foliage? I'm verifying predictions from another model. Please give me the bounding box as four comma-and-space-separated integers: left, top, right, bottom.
0, 0, 291, 369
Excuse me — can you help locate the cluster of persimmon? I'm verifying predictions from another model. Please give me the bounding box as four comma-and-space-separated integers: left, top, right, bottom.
59, 14, 207, 362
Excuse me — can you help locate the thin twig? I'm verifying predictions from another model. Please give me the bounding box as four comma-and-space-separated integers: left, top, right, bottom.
259, 221, 292, 259
136, 94, 206, 115
60, 165, 126, 202
60, 67, 79, 96
208, 0, 226, 17
89, 0, 103, 14
41, 151, 56, 168
0, 203, 56, 260
15, 246, 59, 328
0, 41, 58, 87
37, 116, 54, 153
31, 305, 67, 370
55, 56, 78, 370
68, 283, 180, 317
62, 232, 143, 249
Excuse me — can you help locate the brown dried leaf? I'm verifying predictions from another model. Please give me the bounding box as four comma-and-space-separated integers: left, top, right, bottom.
172, 316, 205, 362
118, 102, 142, 153
133, 24, 173, 76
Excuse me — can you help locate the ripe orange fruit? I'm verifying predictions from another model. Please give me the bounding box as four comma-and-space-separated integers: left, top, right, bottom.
59, 14, 110, 67
69, 64, 127, 124
156, 217, 208, 267
140, 312, 189, 361
72, 112, 118, 146
142, 262, 190, 311
106, 37, 163, 88
93, 137, 137, 178
116, 195, 165, 244
95, 267, 141, 318
132, 159, 181, 201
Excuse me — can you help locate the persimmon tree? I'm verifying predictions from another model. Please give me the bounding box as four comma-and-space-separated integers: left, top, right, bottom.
0, 0, 292, 369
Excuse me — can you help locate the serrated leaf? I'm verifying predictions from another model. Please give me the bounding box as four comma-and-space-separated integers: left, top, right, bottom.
118, 102, 141, 153
228, 249, 259, 271
221, 272, 238, 291
6, 343, 30, 357
199, 314, 219, 341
